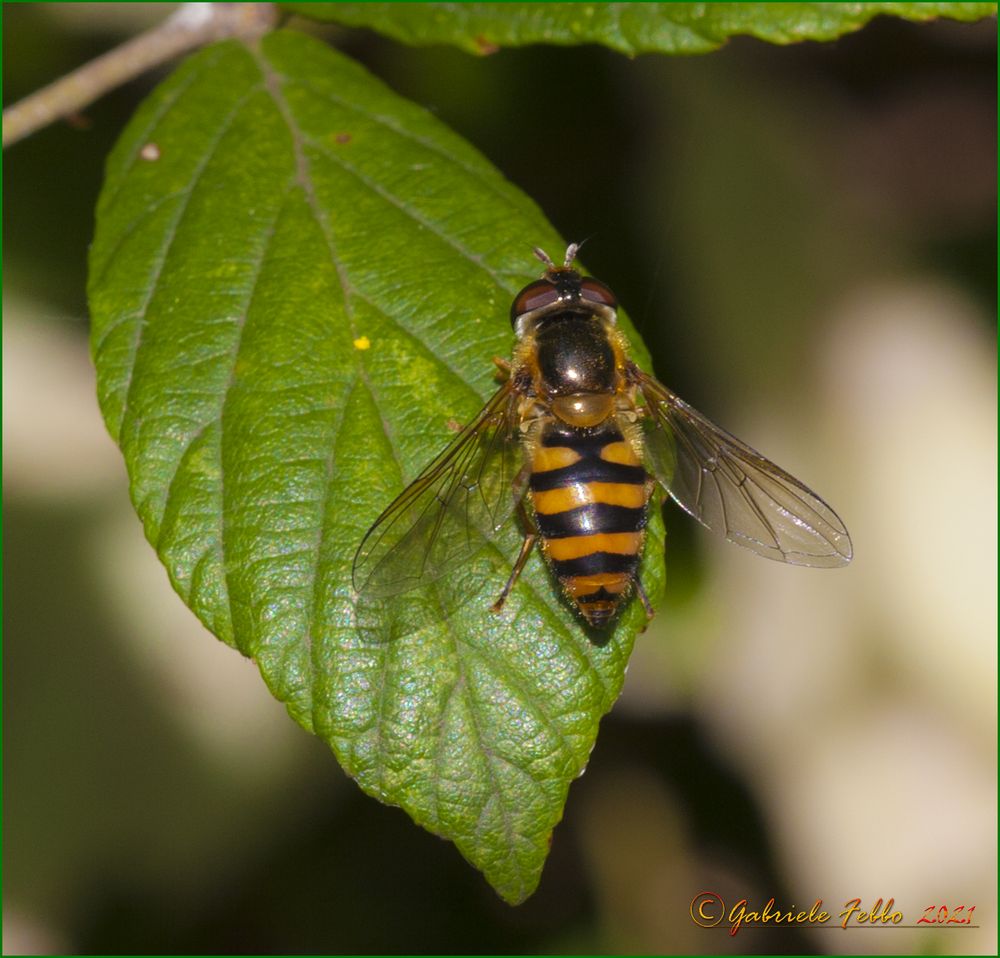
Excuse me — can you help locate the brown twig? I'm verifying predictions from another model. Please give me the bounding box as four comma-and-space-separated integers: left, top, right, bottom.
2, 2, 279, 149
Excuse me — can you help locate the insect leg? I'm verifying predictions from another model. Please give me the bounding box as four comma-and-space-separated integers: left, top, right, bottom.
492, 356, 512, 381
633, 576, 654, 620
490, 501, 537, 614
511, 462, 531, 505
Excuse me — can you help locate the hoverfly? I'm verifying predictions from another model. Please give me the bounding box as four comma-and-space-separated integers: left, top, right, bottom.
352, 244, 852, 628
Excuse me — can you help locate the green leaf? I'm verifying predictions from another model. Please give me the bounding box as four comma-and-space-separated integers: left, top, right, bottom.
283, 2, 997, 56
88, 30, 664, 904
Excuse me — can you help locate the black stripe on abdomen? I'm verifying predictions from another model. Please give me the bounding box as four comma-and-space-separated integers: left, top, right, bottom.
574, 586, 621, 605
529, 459, 646, 491
541, 425, 624, 451
550, 551, 640, 578
535, 502, 647, 539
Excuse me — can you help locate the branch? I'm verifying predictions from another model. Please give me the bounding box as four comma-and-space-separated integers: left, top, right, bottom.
2, 2, 279, 149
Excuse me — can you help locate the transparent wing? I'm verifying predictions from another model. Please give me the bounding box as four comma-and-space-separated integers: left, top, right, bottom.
635, 369, 853, 567
352, 383, 525, 597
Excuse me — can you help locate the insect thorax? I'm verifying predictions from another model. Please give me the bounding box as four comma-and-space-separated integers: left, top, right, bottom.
534, 314, 616, 396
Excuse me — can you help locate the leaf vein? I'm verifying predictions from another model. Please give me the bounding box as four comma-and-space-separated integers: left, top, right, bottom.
98, 45, 229, 214
301, 132, 512, 289
436, 587, 532, 901
117, 83, 266, 438
286, 75, 535, 223
250, 43, 403, 730
217, 184, 299, 655
90, 189, 190, 326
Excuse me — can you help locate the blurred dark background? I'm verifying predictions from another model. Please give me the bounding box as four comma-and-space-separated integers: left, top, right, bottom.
4, 4, 996, 954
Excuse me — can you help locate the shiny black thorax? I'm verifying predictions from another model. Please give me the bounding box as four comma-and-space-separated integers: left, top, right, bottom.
534, 314, 616, 397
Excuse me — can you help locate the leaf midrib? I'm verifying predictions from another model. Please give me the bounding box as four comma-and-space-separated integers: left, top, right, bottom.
251, 47, 620, 868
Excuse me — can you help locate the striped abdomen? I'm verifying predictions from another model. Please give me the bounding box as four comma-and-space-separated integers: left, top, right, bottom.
529, 420, 650, 628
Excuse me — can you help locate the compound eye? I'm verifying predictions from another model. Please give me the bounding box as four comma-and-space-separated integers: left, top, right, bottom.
580, 278, 618, 309
510, 279, 560, 326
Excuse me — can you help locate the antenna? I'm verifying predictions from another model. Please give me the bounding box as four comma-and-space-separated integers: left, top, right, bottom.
533, 246, 555, 268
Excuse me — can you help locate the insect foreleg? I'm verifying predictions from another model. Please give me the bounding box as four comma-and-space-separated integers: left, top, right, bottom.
492, 356, 512, 381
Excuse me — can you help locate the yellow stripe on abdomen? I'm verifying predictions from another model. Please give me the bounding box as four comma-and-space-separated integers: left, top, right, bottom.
532, 445, 581, 472
545, 531, 643, 562
531, 480, 647, 514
